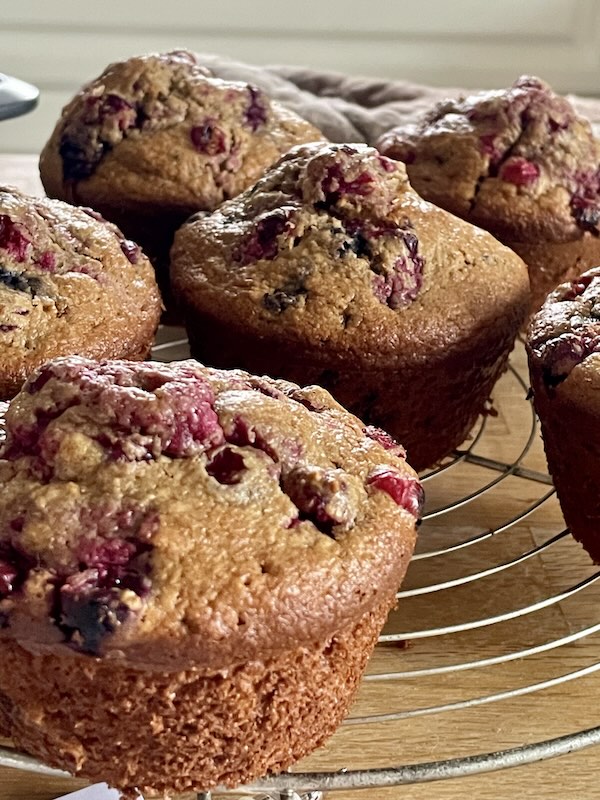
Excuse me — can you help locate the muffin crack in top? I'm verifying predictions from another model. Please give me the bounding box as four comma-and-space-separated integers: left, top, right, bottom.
378, 75, 600, 242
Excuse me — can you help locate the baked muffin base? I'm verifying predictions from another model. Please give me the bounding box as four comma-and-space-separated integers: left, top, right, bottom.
528, 365, 600, 563
0, 594, 393, 798
507, 234, 600, 318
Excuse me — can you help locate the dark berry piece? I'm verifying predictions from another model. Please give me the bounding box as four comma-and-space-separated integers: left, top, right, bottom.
0, 266, 44, 297
371, 229, 425, 309
59, 135, 100, 181
244, 86, 268, 131
367, 468, 424, 518
59, 574, 132, 655
0, 215, 31, 262
263, 278, 307, 314
236, 210, 294, 266
567, 169, 600, 232
191, 120, 227, 155
206, 447, 246, 484
541, 332, 600, 386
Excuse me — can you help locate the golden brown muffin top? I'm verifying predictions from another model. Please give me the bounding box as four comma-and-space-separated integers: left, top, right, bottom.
0, 186, 161, 398
0, 356, 420, 670
171, 142, 530, 366
39, 50, 325, 216
377, 76, 600, 243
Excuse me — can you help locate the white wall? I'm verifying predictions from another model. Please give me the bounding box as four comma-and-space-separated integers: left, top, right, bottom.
1, 0, 600, 154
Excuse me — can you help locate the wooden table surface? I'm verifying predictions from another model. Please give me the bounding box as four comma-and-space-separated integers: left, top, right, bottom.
1, 154, 600, 800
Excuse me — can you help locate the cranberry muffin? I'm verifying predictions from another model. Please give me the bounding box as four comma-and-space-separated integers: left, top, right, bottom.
0, 356, 420, 796
171, 141, 530, 470
378, 76, 600, 314
527, 267, 600, 562
39, 50, 324, 300
0, 186, 161, 398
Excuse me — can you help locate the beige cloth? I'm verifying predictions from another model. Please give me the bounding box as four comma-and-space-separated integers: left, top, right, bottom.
199, 54, 600, 142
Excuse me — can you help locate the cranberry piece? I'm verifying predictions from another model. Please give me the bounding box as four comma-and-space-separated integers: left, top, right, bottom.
191, 119, 227, 155
0, 215, 31, 262
367, 468, 424, 518
120, 239, 141, 264
36, 251, 56, 272
0, 325, 17, 333
499, 157, 540, 187
364, 425, 406, 458
77, 537, 136, 572
100, 94, 134, 125
244, 86, 268, 131
236, 211, 294, 265
372, 229, 425, 309
322, 165, 374, 200
206, 447, 246, 484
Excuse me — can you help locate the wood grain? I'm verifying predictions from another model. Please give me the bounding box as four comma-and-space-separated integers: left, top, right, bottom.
1, 156, 600, 800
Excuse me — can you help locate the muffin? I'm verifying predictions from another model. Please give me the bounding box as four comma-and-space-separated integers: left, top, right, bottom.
39, 50, 324, 300
0, 356, 420, 796
527, 267, 600, 562
171, 141, 530, 471
0, 186, 161, 398
377, 76, 600, 314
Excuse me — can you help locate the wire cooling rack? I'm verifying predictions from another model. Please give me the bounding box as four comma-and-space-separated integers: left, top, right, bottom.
2, 328, 600, 800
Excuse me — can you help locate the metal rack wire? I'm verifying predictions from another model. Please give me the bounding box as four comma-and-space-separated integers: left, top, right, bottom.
2, 330, 600, 800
